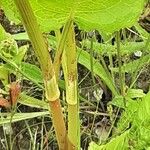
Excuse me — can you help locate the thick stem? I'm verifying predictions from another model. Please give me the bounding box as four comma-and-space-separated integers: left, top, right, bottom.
14, 0, 66, 149
49, 100, 67, 150
62, 22, 79, 149
67, 104, 78, 150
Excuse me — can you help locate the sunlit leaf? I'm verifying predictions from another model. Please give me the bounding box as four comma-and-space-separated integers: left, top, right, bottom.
126, 88, 145, 99
1, 0, 145, 33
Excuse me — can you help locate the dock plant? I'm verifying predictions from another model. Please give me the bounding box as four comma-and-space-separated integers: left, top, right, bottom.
0, 0, 149, 150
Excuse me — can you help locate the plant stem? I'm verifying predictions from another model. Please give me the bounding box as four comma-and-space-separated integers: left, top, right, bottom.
90, 36, 96, 86
49, 99, 67, 149
116, 31, 124, 95
62, 22, 79, 149
54, 16, 73, 81
67, 105, 78, 150
108, 54, 115, 84
13, 0, 66, 149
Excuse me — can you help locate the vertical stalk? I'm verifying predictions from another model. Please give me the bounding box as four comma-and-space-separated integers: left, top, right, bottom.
13, 0, 66, 149
90, 36, 96, 86
116, 31, 125, 96
108, 54, 115, 84
62, 22, 79, 149
54, 17, 73, 81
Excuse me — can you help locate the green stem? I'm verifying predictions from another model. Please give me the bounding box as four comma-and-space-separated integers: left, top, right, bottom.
13, 0, 66, 149
62, 22, 79, 149
108, 54, 115, 84
54, 16, 73, 81
116, 31, 124, 95
90, 36, 96, 86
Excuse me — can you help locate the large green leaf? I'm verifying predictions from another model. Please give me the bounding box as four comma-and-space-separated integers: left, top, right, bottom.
1, 0, 144, 33
32, 0, 145, 33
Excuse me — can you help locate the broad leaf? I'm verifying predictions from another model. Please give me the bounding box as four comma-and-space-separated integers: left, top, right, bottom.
1, 0, 145, 33
32, 0, 145, 33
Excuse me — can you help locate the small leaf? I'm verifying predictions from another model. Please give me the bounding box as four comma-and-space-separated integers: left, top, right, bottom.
110, 95, 125, 108
126, 88, 145, 99
19, 93, 49, 110
0, 65, 9, 86
0, 24, 8, 41
12, 32, 29, 40
1, 0, 20, 23
13, 45, 28, 63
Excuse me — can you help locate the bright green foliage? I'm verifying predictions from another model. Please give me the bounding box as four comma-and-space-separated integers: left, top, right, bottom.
1, 0, 20, 23
0, 38, 18, 59
90, 92, 150, 149
88, 130, 129, 150
137, 92, 150, 123
0, 0, 149, 149
116, 92, 150, 149
32, 0, 145, 33
0, 25, 18, 59
1, 0, 145, 33
126, 88, 146, 99
0, 66, 9, 87
0, 24, 8, 41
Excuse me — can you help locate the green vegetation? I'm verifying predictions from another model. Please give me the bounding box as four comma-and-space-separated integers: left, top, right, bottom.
0, 0, 149, 150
